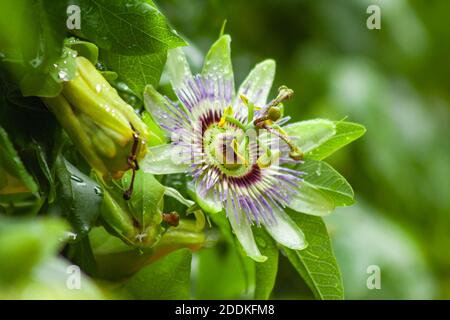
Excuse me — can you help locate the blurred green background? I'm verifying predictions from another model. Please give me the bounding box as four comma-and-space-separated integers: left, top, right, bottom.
158, 0, 450, 299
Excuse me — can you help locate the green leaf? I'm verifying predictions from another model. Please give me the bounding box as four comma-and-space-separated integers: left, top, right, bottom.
194, 244, 249, 299
253, 228, 279, 300
51, 156, 103, 239
0, 216, 68, 285
284, 210, 344, 300
299, 159, 355, 206
102, 50, 167, 96
66, 236, 98, 276
284, 120, 366, 160
306, 121, 366, 160
123, 248, 192, 299
0, 126, 38, 194
207, 212, 256, 296
122, 170, 165, 229
66, 38, 99, 64
284, 119, 336, 154
76, 0, 186, 55
0, 0, 76, 97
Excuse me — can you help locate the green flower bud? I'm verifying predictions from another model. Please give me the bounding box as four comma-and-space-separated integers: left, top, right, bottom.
42, 57, 149, 180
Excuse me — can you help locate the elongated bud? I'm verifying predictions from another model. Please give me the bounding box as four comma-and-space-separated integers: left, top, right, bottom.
42, 57, 149, 180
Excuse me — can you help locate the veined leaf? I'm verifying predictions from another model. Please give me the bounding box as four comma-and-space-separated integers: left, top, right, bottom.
284, 210, 344, 300
253, 227, 279, 300
306, 121, 366, 160
123, 248, 192, 299
284, 120, 366, 160
102, 49, 167, 97
299, 159, 355, 206
284, 119, 336, 154
76, 0, 186, 55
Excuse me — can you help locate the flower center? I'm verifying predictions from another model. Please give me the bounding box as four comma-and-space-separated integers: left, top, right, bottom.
203, 125, 251, 176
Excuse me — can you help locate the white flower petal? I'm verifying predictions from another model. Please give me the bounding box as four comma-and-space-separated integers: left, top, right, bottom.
236, 59, 275, 110
262, 208, 307, 250
143, 85, 191, 137
288, 181, 335, 216
186, 181, 223, 214
202, 35, 234, 94
140, 144, 189, 175
167, 47, 194, 93
227, 198, 267, 262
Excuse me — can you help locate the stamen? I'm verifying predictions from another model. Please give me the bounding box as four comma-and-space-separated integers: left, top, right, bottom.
268, 85, 294, 109
231, 139, 248, 165
218, 105, 233, 127
257, 150, 280, 168
262, 124, 303, 161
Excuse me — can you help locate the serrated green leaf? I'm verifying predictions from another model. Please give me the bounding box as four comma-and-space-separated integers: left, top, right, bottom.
306, 121, 366, 160
284, 210, 344, 300
299, 159, 355, 206
253, 227, 279, 300
102, 50, 167, 96
123, 248, 192, 299
77, 0, 186, 55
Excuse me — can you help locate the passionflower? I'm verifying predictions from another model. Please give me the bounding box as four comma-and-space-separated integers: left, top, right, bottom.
142, 35, 333, 262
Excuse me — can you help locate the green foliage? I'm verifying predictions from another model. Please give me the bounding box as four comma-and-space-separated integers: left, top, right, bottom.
0, 0, 368, 301
299, 159, 355, 207
253, 228, 279, 300
284, 210, 344, 300
102, 50, 167, 96
0, 216, 67, 285
0, 0, 76, 97
0, 126, 38, 195
76, 0, 185, 55
123, 249, 192, 299
50, 156, 102, 239
306, 122, 366, 161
